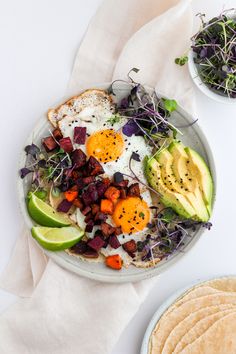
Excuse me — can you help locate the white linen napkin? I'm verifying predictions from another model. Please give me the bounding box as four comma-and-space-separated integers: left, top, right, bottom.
0, 0, 193, 353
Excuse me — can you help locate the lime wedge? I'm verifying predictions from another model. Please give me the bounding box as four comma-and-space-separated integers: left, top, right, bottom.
28, 194, 71, 227
31, 226, 84, 251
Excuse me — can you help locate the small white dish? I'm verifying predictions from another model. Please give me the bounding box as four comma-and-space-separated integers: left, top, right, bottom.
188, 51, 236, 104
140, 275, 236, 354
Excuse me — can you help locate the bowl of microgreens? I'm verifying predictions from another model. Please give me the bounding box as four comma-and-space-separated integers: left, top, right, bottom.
187, 9, 236, 103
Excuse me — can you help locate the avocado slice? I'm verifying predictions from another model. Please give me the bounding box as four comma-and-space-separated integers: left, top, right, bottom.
144, 157, 196, 219
168, 141, 197, 192
157, 148, 209, 221
185, 147, 213, 214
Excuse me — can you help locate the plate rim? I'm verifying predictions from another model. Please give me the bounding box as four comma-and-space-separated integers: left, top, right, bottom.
140, 274, 236, 354
16, 82, 217, 283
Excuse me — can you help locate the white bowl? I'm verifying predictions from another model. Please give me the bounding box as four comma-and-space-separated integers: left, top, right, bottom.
188, 51, 236, 104
17, 82, 216, 283
140, 275, 236, 354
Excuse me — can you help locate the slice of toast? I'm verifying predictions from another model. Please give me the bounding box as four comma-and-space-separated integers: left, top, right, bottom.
48, 89, 115, 127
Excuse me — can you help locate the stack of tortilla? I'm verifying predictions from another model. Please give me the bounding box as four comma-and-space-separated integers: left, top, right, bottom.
148, 277, 236, 354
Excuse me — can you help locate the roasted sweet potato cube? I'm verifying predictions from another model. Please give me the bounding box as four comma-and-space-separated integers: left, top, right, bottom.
127, 183, 140, 197
86, 156, 104, 176
52, 128, 63, 140
122, 239, 137, 253
42, 136, 57, 152
101, 222, 116, 237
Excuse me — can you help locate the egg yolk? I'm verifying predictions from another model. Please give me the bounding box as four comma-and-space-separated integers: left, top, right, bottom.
112, 197, 150, 234
86, 129, 124, 163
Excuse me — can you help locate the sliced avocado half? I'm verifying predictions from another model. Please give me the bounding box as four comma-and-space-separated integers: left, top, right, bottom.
156, 148, 209, 221
144, 157, 196, 219
185, 147, 213, 214
144, 141, 213, 222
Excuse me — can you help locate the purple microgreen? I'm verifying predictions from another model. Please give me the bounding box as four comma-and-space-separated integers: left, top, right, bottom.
20, 167, 32, 178
24, 144, 40, 158
122, 121, 140, 136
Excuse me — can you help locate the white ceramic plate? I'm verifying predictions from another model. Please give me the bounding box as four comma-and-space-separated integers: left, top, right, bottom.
188, 51, 236, 104
17, 82, 216, 283
140, 275, 236, 354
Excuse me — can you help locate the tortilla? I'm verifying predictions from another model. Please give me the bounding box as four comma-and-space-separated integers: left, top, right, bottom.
161, 304, 236, 354
173, 309, 236, 353
180, 312, 236, 354
148, 277, 236, 354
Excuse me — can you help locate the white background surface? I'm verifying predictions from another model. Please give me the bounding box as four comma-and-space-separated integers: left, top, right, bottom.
0, 0, 236, 353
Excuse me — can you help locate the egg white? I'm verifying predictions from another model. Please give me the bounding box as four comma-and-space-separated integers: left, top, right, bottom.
60, 105, 154, 264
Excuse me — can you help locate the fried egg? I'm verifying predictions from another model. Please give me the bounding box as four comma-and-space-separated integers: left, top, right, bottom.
59, 103, 154, 266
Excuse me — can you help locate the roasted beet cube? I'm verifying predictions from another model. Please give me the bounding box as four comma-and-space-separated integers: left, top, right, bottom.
53, 128, 63, 140
119, 188, 127, 199
113, 172, 124, 183
83, 248, 99, 258
101, 222, 116, 237
81, 206, 91, 216
73, 198, 83, 209
113, 179, 129, 188
70, 240, 87, 254
84, 213, 93, 223
82, 184, 99, 206
71, 170, 82, 180
109, 235, 121, 249
71, 149, 87, 168
95, 181, 109, 198
88, 235, 105, 251
83, 176, 96, 185
75, 177, 85, 189
85, 220, 94, 233
42, 136, 57, 152
94, 212, 108, 222
127, 183, 140, 197
57, 199, 73, 213
91, 204, 100, 215
86, 156, 104, 176
59, 137, 73, 153
122, 239, 137, 253
114, 226, 122, 236
74, 126, 87, 144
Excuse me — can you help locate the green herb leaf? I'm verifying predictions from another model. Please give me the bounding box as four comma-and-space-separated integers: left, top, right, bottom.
175, 56, 188, 66
163, 98, 177, 113
139, 212, 145, 219
107, 114, 121, 126
161, 208, 176, 223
